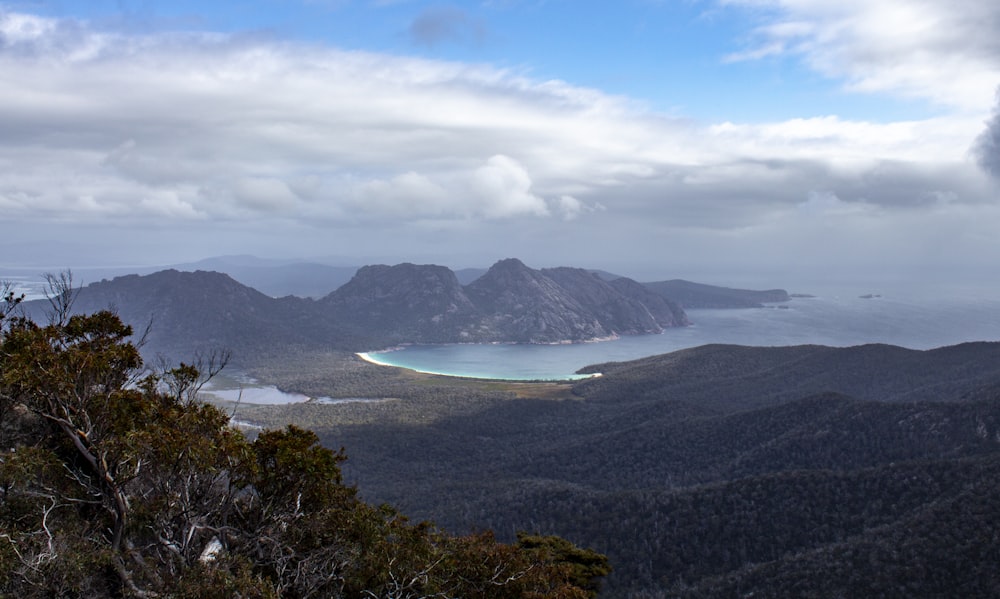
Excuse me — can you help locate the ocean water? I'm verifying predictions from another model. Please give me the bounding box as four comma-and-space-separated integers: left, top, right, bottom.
368, 294, 1000, 381
1, 275, 49, 301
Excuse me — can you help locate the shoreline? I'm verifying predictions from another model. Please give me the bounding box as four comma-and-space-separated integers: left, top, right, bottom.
355, 351, 601, 382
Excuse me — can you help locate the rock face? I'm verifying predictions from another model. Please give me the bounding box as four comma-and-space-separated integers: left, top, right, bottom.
465, 259, 609, 343
606, 276, 690, 327
466, 261, 686, 341
326, 258, 690, 344
320, 263, 477, 343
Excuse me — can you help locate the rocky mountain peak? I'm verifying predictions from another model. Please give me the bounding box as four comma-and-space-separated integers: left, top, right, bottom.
320, 263, 477, 343
467, 258, 543, 291
329, 263, 466, 303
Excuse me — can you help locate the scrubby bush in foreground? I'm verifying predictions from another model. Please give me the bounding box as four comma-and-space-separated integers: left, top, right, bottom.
0, 299, 608, 598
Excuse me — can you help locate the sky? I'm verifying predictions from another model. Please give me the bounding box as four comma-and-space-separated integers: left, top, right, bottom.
1, 0, 999, 292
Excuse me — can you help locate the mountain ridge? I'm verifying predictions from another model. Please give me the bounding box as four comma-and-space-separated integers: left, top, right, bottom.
18, 259, 799, 362
321, 258, 688, 344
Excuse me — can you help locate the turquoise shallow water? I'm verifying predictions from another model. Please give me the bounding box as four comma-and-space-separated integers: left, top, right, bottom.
367, 295, 1000, 381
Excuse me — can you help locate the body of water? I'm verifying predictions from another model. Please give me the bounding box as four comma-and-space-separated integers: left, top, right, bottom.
200, 378, 390, 406
367, 294, 1000, 381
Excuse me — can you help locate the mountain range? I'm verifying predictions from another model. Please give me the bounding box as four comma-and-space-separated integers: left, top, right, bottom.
4, 254, 792, 308
324, 258, 689, 344
20, 257, 786, 362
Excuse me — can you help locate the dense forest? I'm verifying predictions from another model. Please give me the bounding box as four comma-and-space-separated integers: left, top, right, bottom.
249, 341, 1000, 597
0, 289, 608, 597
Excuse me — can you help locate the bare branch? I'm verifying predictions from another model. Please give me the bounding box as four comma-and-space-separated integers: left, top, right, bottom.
134, 316, 154, 349
151, 348, 232, 404
42, 270, 79, 326
0, 279, 25, 326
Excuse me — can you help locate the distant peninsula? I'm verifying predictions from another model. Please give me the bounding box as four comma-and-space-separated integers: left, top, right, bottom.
642, 278, 791, 308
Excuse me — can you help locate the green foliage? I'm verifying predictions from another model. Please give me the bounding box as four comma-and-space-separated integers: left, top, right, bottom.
0, 307, 607, 597
517, 533, 612, 598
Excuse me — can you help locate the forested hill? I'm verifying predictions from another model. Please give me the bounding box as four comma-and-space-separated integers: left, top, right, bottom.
574, 341, 1000, 412
310, 341, 1000, 597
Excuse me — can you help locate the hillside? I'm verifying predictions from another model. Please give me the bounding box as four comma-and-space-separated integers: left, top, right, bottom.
277, 341, 1000, 597
320, 263, 477, 344
17, 260, 695, 360
322, 258, 688, 344
37, 269, 360, 365
460, 259, 684, 342
575, 341, 1000, 411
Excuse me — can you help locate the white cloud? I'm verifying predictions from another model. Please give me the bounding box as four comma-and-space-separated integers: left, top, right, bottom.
138, 192, 204, 219
0, 6, 998, 286
465, 155, 549, 218
0, 10, 697, 225
709, 115, 982, 166
556, 195, 582, 220
721, 0, 1000, 112
0, 11, 56, 44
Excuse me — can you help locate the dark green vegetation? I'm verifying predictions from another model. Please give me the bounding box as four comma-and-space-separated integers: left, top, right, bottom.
238, 341, 1000, 597
0, 296, 608, 596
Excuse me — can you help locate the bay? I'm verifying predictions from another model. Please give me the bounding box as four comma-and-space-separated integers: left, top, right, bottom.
367, 294, 1000, 381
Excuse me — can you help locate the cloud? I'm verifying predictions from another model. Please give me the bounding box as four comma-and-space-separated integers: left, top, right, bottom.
721, 0, 1000, 112
0, 9, 695, 226
407, 6, 486, 48
1, 6, 999, 287
465, 155, 548, 217
972, 90, 1000, 178
797, 190, 875, 217
336, 155, 549, 220
231, 177, 300, 212
138, 192, 204, 219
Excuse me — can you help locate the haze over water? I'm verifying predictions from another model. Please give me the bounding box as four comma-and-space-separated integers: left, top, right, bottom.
369, 295, 1000, 381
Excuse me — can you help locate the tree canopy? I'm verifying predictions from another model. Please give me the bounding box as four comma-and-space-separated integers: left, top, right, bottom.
0, 297, 608, 598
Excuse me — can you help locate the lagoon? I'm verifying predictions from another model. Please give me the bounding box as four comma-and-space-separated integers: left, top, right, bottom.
199, 374, 387, 406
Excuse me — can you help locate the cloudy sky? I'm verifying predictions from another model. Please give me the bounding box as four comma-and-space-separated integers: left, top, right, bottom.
1, 0, 999, 292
